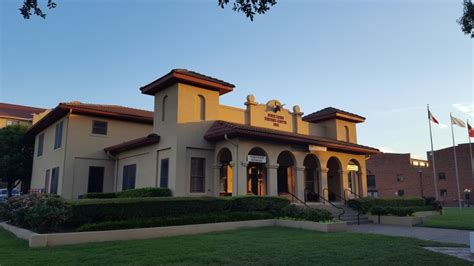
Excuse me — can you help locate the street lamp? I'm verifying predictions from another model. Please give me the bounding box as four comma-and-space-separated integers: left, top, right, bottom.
464, 189, 471, 207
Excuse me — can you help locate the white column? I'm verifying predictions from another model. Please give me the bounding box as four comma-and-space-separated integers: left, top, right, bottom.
296, 167, 305, 201
320, 167, 329, 203
267, 164, 278, 196
212, 164, 221, 197
237, 162, 248, 195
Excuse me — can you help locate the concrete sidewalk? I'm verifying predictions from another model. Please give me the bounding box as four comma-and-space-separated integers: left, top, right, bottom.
348, 224, 471, 245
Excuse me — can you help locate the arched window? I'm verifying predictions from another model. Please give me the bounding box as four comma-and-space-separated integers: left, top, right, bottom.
198, 95, 206, 120
161, 96, 168, 122
344, 126, 350, 142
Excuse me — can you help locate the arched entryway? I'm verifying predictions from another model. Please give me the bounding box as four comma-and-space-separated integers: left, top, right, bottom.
247, 147, 268, 196
217, 148, 233, 196
327, 157, 342, 202
277, 151, 296, 195
304, 154, 320, 202
347, 159, 362, 199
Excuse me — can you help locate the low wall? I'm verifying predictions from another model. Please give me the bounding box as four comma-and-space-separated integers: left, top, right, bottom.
367, 211, 440, 227
1, 219, 347, 248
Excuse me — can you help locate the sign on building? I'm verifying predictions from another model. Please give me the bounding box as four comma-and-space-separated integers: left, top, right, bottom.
247, 155, 267, 163
347, 164, 359, 171
309, 145, 327, 152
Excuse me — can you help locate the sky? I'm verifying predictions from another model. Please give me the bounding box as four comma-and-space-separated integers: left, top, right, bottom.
1, 0, 472, 159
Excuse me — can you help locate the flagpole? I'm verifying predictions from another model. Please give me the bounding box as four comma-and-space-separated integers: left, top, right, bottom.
450, 113, 462, 209
427, 104, 439, 200
468, 119, 474, 179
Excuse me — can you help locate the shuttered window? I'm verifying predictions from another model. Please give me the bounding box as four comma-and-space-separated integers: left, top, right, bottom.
190, 158, 205, 193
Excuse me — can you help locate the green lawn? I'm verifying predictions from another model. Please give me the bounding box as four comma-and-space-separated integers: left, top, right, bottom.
0, 227, 469, 265
420, 207, 474, 230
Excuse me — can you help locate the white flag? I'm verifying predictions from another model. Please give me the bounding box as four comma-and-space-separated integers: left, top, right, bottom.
451, 115, 466, 128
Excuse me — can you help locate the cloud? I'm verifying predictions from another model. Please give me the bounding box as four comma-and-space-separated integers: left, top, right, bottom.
453, 103, 474, 117
379, 146, 397, 153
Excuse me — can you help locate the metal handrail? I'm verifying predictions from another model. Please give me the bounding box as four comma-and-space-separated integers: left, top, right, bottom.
344, 189, 363, 225
344, 188, 362, 201
283, 191, 311, 209
314, 193, 345, 220
323, 188, 346, 204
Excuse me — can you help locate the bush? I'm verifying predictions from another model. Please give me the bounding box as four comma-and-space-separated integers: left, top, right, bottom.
279, 205, 333, 222
2, 194, 71, 232
229, 196, 290, 214
348, 197, 425, 214
82, 192, 117, 199
77, 211, 273, 232
117, 187, 172, 198
68, 196, 290, 226
81, 188, 172, 199
370, 206, 415, 217
0, 202, 7, 221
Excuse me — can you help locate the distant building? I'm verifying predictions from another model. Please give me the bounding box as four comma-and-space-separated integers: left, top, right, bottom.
367, 143, 474, 206
27, 102, 154, 198
0, 103, 45, 128
28, 69, 380, 200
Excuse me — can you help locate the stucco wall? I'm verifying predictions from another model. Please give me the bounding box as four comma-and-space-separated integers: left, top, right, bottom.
0, 117, 31, 128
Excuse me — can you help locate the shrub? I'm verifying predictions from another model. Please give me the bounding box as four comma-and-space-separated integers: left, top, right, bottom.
117, 187, 172, 198
81, 188, 172, 199
0, 201, 7, 221
279, 205, 333, 222
370, 206, 415, 217
68, 196, 289, 226
24, 197, 71, 232
77, 211, 273, 232
230, 196, 290, 214
2, 194, 71, 232
348, 197, 425, 214
82, 192, 117, 199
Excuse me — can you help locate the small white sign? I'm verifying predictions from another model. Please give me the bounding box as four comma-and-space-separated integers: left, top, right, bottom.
247, 155, 267, 163
347, 165, 359, 171
309, 145, 327, 152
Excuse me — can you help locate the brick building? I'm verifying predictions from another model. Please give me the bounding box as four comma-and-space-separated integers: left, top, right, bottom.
366, 143, 474, 206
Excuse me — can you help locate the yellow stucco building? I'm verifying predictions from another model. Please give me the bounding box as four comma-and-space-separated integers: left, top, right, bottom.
29, 69, 379, 202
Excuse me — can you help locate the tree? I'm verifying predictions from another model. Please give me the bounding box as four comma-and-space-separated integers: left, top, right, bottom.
0, 125, 34, 197
459, 0, 474, 38
20, 0, 277, 20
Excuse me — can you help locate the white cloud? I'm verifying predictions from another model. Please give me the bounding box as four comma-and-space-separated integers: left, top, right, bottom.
453, 103, 474, 117
379, 146, 397, 153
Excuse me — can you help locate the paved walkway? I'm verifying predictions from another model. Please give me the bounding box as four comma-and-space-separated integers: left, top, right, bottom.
347, 224, 471, 245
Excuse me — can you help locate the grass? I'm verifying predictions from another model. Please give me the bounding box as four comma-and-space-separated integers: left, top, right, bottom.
420, 207, 474, 230
0, 227, 469, 265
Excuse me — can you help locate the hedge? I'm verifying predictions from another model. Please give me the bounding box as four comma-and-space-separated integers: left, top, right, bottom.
77, 211, 273, 232
82, 188, 172, 199
347, 197, 426, 214
279, 205, 333, 222
68, 196, 290, 226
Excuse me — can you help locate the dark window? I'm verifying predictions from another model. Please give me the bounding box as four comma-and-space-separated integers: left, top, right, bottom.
88, 167, 105, 193
92, 121, 108, 135
160, 159, 169, 188
397, 189, 405, 197
438, 172, 446, 180
367, 175, 376, 188
50, 167, 59, 194
37, 133, 44, 156
396, 174, 404, 182
440, 189, 448, 197
190, 157, 205, 193
54, 121, 63, 149
122, 164, 136, 190
368, 190, 378, 198
44, 169, 50, 193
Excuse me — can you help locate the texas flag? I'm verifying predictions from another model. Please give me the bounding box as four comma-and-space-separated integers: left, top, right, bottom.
469, 122, 474, 138
428, 110, 439, 124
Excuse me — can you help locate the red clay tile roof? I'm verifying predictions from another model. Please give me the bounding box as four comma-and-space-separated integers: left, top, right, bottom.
140, 69, 235, 96
104, 133, 160, 155
27, 101, 153, 135
205, 120, 379, 155
0, 103, 45, 120
303, 107, 366, 123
